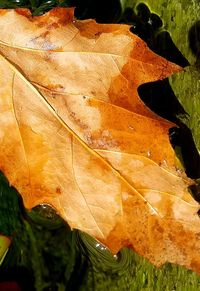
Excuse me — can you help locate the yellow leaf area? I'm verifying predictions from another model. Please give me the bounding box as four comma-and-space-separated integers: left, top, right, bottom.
0, 234, 11, 265
0, 7, 200, 273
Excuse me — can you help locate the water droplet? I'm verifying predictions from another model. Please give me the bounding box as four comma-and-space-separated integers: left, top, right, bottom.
122, 192, 129, 201
148, 18, 153, 25
27, 204, 64, 229
161, 159, 168, 168
75, 231, 133, 273
147, 150, 151, 157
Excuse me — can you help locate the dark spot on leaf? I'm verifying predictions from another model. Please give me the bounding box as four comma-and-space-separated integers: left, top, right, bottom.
56, 187, 61, 194
189, 183, 200, 203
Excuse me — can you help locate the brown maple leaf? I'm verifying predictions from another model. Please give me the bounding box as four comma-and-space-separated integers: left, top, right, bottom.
0, 7, 200, 274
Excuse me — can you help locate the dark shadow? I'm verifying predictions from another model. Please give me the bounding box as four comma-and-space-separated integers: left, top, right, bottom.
0, 266, 35, 291
155, 31, 189, 67
138, 79, 186, 122
176, 123, 200, 179
121, 6, 158, 50
190, 183, 200, 204
66, 254, 89, 291
189, 21, 200, 62
73, 0, 121, 23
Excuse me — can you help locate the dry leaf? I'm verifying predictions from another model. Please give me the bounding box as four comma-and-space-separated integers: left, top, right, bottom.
0, 7, 200, 273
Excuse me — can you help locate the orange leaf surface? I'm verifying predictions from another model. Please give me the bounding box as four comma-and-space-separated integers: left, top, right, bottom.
0, 7, 200, 273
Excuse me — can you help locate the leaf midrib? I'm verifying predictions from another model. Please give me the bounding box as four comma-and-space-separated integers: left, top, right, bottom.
0, 52, 158, 223
0, 40, 168, 68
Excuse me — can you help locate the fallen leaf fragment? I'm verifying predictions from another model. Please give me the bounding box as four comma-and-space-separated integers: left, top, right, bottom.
0, 234, 11, 265
0, 7, 200, 274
